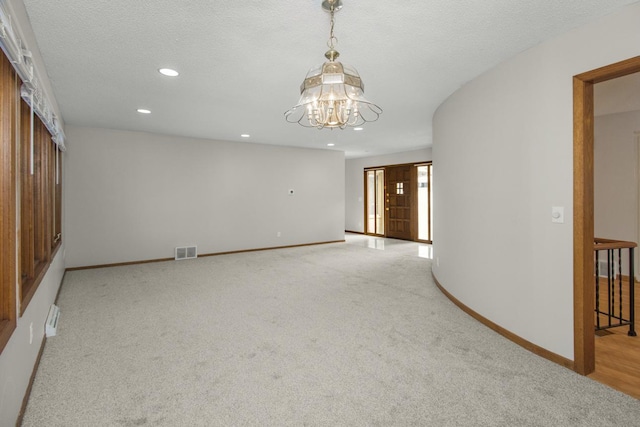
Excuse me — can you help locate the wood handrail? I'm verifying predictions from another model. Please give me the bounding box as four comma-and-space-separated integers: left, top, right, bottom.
594, 238, 637, 250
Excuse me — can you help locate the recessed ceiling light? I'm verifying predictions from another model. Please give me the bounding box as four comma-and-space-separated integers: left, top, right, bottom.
158, 68, 179, 77
241, 134, 250, 138
137, 108, 151, 114
327, 143, 335, 147
354, 127, 364, 131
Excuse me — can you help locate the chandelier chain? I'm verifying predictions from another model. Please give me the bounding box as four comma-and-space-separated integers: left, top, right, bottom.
327, 7, 338, 50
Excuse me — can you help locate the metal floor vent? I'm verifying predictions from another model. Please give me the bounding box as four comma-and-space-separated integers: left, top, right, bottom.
597, 259, 618, 278
46, 304, 60, 337
175, 246, 197, 260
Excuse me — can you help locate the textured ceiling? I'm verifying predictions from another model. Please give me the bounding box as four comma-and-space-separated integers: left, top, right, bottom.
21, 0, 639, 158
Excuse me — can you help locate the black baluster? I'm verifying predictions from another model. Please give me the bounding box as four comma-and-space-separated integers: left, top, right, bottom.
629, 247, 636, 337
618, 248, 623, 325
595, 249, 601, 330
608, 249, 613, 328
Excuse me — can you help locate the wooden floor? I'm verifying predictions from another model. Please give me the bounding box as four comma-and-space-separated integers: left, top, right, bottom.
588, 278, 640, 400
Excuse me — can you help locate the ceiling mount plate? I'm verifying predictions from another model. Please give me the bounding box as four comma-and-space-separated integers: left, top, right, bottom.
322, 0, 343, 12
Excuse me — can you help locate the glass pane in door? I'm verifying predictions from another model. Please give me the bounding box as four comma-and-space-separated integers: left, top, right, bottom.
376, 170, 385, 235
367, 171, 375, 234
418, 165, 432, 241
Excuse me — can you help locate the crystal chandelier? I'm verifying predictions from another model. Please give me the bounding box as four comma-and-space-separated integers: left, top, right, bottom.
285, 0, 382, 129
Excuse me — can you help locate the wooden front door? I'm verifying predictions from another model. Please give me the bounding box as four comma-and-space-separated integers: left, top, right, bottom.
385, 165, 414, 240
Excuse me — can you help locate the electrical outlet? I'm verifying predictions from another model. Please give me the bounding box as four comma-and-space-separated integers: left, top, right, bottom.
277, 231, 281, 237
436, 257, 440, 267
29, 322, 33, 344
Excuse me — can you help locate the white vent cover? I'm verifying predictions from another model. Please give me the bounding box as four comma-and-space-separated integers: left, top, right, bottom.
597, 258, 618, 278
45, 304, 60, 337
175, 246, 197, 260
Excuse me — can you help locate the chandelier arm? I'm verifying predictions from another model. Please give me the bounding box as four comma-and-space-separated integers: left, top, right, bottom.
343, 90, 384, 115
346, 112, 359, 126
285, 105, 316, 128
300, 111, 315, 128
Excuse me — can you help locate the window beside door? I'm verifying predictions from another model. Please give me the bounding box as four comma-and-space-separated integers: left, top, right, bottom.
417, 164, 433, 242
366, 169, 385, 235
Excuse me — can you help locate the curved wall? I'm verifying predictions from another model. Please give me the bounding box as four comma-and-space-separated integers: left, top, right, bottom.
432, 2, 640, 360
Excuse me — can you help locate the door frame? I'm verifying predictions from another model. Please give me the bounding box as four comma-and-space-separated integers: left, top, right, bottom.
363, 161, 431, 241
573, 56, 640, 375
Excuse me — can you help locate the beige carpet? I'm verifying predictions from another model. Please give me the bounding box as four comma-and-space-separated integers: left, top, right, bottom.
22, 237, 639, 426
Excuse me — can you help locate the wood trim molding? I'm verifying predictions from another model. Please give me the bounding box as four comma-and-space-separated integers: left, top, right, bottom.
364, 160, 431, 171
575, 56, 640, 83
54, 269, 67, 305
432, 272, 574, 371
198, 240, 345, 258
573, 75, 595, 375
16, 335, 47, 427
345, 230, 366, 235
65, 240, 346, 271
573, 56, 640, 376
66, 257, 175, 271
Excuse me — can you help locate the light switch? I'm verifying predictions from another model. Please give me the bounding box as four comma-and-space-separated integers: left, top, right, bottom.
551, 206, 564, 224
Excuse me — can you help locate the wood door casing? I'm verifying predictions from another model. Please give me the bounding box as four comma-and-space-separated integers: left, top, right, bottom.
574, 56, 640, 375
385, 165, 414, 240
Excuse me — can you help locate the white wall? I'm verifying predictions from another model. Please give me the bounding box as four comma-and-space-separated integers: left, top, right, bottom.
0, 252, 65, 427
0, 1, 65, 425
594, 110, 640, 276
432, 2, 640, 361
64, 126, 345, 268
345, 149, 432, 232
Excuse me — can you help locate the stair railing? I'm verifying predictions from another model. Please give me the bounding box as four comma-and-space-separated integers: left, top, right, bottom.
594, 238, 636, 336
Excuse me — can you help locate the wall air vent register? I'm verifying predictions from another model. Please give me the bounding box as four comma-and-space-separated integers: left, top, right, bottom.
175, 246, 197, 260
